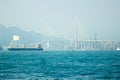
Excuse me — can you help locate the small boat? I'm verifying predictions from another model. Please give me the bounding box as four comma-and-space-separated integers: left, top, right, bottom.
116, 47, 120, 51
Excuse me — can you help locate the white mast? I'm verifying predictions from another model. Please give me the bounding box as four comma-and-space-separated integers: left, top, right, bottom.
74, 16, 79, 50
44, 23, 50, 51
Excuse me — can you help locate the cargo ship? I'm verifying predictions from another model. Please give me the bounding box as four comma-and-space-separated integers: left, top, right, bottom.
7, 35, 43, 51
8, 44, 43, 51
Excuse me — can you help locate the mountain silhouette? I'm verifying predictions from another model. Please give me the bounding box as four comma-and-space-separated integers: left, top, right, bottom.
0, 24, 44, 46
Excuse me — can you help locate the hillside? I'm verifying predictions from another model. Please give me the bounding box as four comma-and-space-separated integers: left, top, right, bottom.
0, 24, 44, 46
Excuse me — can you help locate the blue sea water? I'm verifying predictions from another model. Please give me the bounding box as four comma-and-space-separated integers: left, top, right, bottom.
0, 51, 120, 80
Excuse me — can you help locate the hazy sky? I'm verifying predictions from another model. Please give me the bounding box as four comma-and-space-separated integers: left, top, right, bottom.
0, 0, 120, 40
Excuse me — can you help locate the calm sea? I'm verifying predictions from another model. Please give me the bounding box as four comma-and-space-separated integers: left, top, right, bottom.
0, 51, 120, 80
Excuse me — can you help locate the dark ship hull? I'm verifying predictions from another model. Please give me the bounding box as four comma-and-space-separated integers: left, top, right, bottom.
0, 48, 3, 50
8, 48, 43, 51
0, 46, 3, 50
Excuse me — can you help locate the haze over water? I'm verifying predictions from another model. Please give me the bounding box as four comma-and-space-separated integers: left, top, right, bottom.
0, 0, 120, 80
0, 0, 120, 40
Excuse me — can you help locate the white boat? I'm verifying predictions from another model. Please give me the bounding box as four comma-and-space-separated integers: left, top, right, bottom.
116, 47, 120, 51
